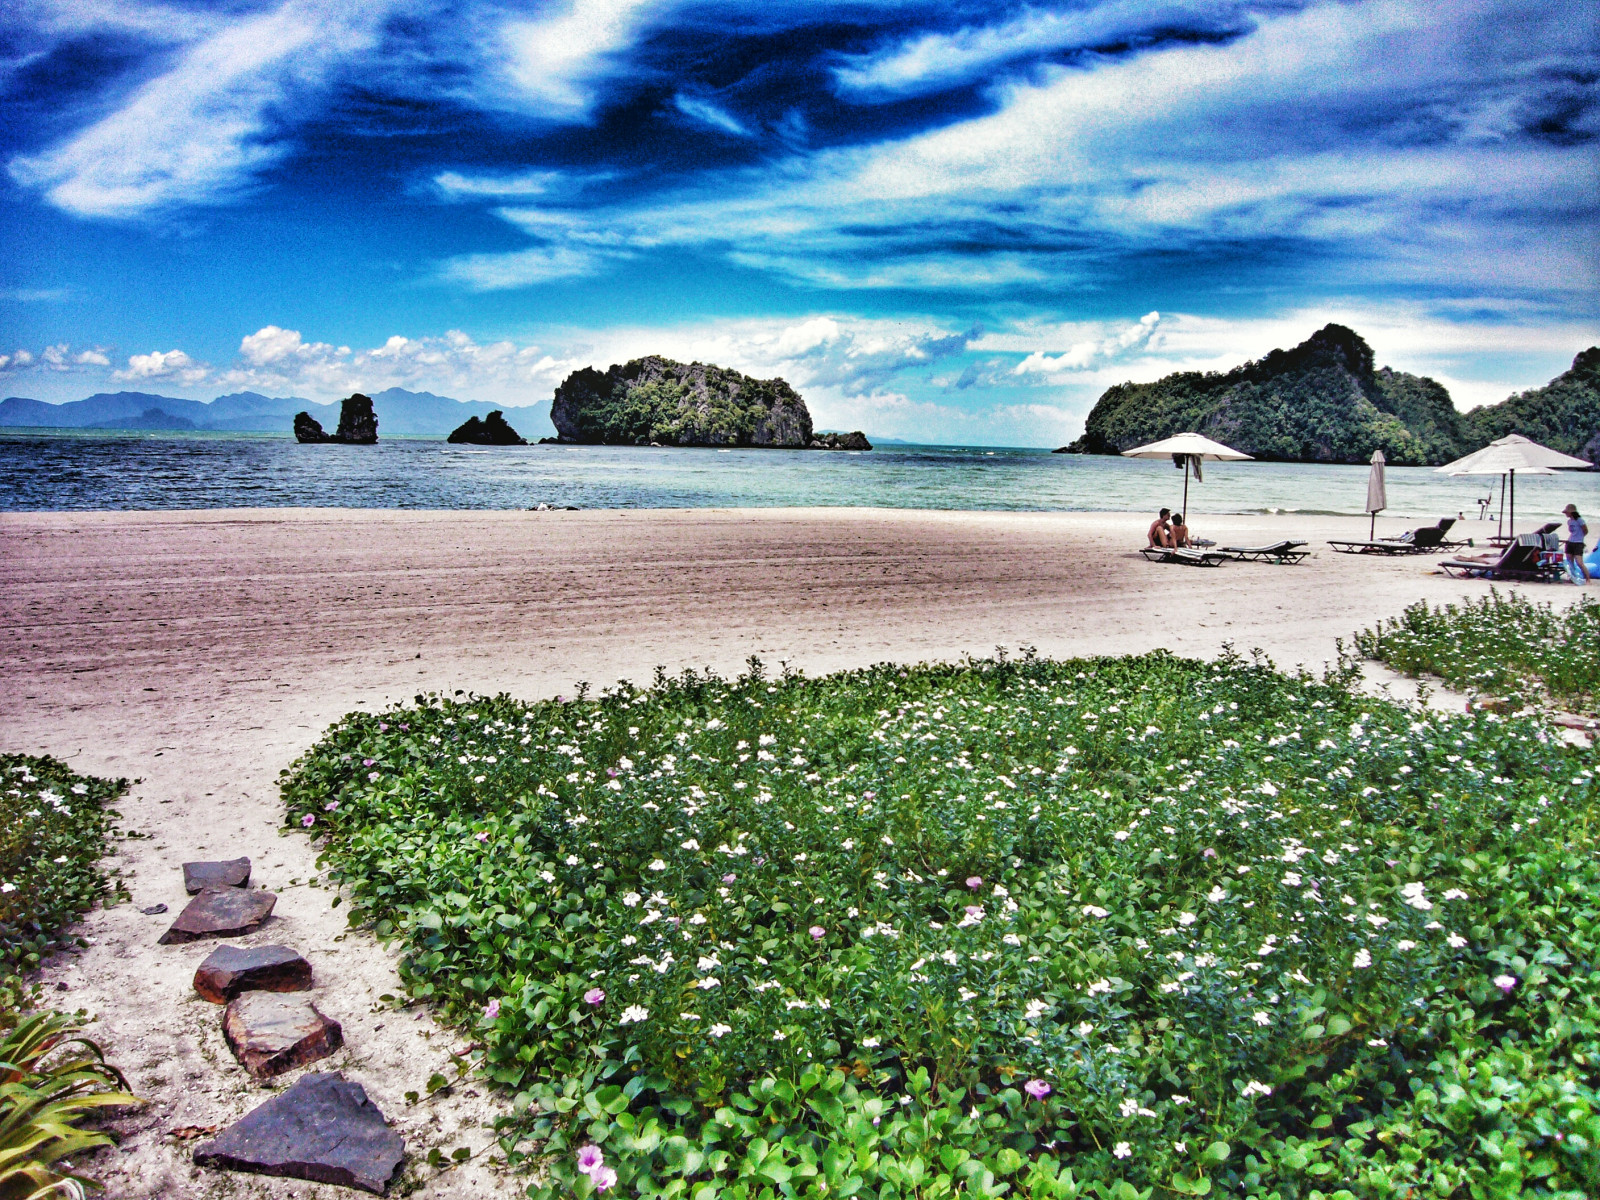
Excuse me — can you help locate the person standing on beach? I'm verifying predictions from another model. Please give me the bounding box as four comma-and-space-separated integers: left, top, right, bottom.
1147, 509, 1172, 548
1563, 504, 1589, 584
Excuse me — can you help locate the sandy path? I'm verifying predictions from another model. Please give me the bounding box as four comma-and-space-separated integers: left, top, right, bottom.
0, 506, 1562, 1196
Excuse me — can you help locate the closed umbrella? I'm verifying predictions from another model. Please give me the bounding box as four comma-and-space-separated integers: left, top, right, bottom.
1121, 432, 1253, 517
1436, 434, 1589, 540
1365, 449, 1387, 540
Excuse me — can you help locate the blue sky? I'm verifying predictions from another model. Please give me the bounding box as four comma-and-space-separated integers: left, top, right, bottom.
1, 0, 1595, 445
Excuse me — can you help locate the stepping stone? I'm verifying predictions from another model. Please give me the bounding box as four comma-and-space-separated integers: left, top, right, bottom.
158, 888, 276, 945
193, 1072, 403, 1194
183, 857, 251, 894
223, 992, 343, 1079
194, 944, 312, 1004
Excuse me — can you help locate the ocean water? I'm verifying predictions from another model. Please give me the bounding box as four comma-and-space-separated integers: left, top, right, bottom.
3, 429, 1598, 523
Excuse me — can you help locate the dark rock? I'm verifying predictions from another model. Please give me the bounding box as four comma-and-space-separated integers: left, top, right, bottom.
447, 411, 527, 445
334, 394, 378, 444
183, 857, 251, 894
808, 431, 872, 451
158, 888, 276, 945
294, 412, 333, 443
193, 1072, 404, 1194
195, 944, 313, 1004
222, 992, 343, 1079
141, 903, 169, 916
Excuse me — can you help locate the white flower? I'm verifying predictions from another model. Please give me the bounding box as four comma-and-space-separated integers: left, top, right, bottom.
1174, 1141, 1187, 1153
648, 860, 666, 871
1082, 905, 1109, 918
1206, 886, 1227, 903
1113, 830, 1130, 841
1113, 1142, 1132, 1159
1241, 1080, 1273, 1098
623, 892, 641, 907
708, 1023, 732, 1038
1396, 940, 1417, 951
861, 1037, 880, 1048
619, 1005, 649, 1025
689, 913, 707, 925
1170, 1094, 1189, 1105
1024, 999, 1050, 1021
1085, 978, 1113, 996
681, 839, 700, 851
70, 783, 88, 795
1177, 912, 1197, 927
697, 955, 720, 971
1258, 781, 1278, 796
1076, 1021, 1094, 1036
1400, 882, 1432, 911
1281, 872, 1302, 888
1352, 949, 1372, 969
696, 977, 721, 989
1367, 1038, 1388, 1048
1447, 933, 1467, 948
0, 883, 13, 894
1118, 1098, 1139, 1117
1442, 888, 1469, 900
1002, 933, 1022, 947
772, 1030, 786, 1041
1252, 1011, 1272, 1026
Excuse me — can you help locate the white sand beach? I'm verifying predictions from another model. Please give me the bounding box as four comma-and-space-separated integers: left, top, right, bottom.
0, 506, 1576, 1196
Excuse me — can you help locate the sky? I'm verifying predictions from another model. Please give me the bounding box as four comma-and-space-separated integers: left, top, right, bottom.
0, 0, 1596, 446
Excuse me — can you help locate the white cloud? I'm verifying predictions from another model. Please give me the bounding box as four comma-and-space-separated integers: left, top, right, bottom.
433, 170, 563, 198
9, 0, 392, 217
114, 348, 210, 384
497, 0, 658, 119
74, 349, 111, 366
833, 1, 1246, 98
1014, 312, 1162, 375
674, 95, 750, 137
0, 351, 36, 373
439, 244, 618, 290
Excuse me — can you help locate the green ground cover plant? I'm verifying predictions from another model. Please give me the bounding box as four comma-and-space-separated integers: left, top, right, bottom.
0, 755, 139, 1196
1355, 591, 1600, 716
282, 651, 1600, 1199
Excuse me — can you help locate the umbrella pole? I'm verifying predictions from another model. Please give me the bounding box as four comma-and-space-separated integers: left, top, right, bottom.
1498, 474, 1505, 540
1183, 458, 1190, 517
1509, 470, 1515, 540
1370, 509, 1376, 540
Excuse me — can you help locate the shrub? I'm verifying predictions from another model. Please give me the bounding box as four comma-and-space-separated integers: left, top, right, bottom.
1354, 590, 1600, 715
282, 652, 1600, 1199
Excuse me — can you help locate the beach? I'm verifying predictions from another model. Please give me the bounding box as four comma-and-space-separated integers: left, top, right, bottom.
0, 505, 1575, 1197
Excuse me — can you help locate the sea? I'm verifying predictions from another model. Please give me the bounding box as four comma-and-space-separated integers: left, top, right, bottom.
4, 429, 1599, 523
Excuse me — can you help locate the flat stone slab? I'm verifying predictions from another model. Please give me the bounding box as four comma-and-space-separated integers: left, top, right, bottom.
158, 888, 276, 945
183, 857, 251, 893
193, 1072, 403, 1194
195, 944, 312, 1004
223, 992, 343, 1079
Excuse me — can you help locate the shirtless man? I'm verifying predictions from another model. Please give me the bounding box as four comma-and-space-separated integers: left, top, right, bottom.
1169, 512, 1191, 548
1147, 508, 1172, 548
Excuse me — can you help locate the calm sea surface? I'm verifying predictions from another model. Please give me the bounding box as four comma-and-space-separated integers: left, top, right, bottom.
4, 429, 1598, 522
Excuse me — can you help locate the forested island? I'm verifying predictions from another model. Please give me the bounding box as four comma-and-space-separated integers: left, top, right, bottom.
549, 356, 869, 449
1060, 325, 1600, 465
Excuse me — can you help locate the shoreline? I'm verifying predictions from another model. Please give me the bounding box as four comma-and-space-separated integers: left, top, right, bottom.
0, 505, 1585, 1197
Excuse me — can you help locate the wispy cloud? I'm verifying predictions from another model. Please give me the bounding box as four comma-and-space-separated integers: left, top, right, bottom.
495, 0, 659, 119
832, 0, 1253, 99
438, 244, 619, 290
673, 94, 751, 137
8, 0, 393, 217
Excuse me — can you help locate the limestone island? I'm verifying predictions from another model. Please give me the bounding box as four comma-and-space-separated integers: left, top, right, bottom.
447, 411, 527, 445
294, 394, 378, 444
547, 356, 870, 450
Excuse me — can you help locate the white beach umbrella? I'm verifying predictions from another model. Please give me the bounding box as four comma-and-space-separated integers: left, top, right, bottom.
1436, 434, 1589, 539
1365, 449, 1386, 541
1121, 432, 1253, 517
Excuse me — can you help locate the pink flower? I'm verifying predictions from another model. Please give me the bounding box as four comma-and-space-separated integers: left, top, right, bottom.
474, 831, 489, 843
966, 876, 983, 890
722, 873, 737, 883
363, 758, 374, 766
607, 767, 619, 777
301, 813, 315, 828
592, 1165, 618, 1192
576, 1145, 605, 1175
484, 998, 501, 1021
1493, 973, 1516, 994
378, 723, 388, 731
1024, 1079, 1052, 1100
863, 792, 875, 801
324, 801, 339, 811
809, 926, 825, 940
584, 988, 606, 1005
1203, 848, 1217, 859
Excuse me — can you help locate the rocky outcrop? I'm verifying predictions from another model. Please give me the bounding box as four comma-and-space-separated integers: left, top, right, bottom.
809, 431, 872, 450
294, 412, 333, 443
295, 395, 378, 444
334, 394, 378, 443
550, 356, 814, 447
447, 411, 527, 445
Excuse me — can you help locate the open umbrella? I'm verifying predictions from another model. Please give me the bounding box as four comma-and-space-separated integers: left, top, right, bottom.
1365, 449, 1387, 540
1436, 434, 1589, 540
1121, 432, 1253, 517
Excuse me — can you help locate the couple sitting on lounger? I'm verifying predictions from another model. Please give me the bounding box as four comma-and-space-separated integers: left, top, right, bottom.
1147, 508, 1192, 549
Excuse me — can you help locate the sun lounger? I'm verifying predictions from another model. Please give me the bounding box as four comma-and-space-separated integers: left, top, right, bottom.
1329, 518, 1463, 555
1326, 538, 1415, 555
1141, 547, 1227, 567
1219, 540, 1309, 564
1438, 542, 1555, 581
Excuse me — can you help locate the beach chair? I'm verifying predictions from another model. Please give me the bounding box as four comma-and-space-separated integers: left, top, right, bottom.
1218, 540, 1309, 564
1438, 541, 1551, 581
1328, 518, 1460, 555
1326, 537, 1413, 555
1394, 518, 1458, 550
1140, 546, 1228, 567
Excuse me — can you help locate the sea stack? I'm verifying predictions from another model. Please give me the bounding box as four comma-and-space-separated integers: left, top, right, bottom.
447, 411, 527, 445
294, 394, 379, 444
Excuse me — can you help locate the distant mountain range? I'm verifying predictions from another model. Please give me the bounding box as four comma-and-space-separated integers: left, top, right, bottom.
0, 388, 555, 440
1061, 325, 1600, 466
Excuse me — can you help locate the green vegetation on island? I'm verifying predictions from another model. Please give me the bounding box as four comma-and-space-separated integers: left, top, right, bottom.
1064, 326, 1600, 466
550, 356, 869, 450
284, 650, 1600, 1198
